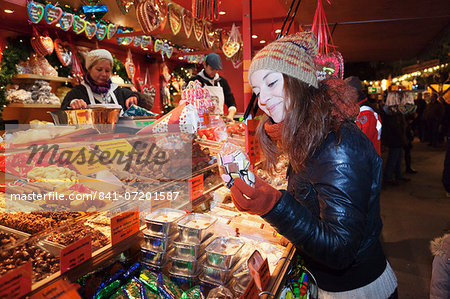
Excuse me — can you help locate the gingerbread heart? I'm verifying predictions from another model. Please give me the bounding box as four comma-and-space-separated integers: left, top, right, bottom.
59, 12, 73, 31
73, 15, 86, 34
203, 22, 214, 48
137, 1, 161, 33
96, 23, 107, 40
44, 4, 62, 24
182, 8, 193, 38
85, 22, 97, 39
116, 29, 134, 45
156, 0, 168, 30
142, 85, 156, 99
40, 36, 54, 54
168, 3, 182, 35
193, 18, 203, 41
54, 39, 72, 66
162, 43, 173, 58
154, 39, 164, 52
222, 41, 240, 58
133, 36, 143, 47
314, 52, 343, 81
125, 61, 135, 80
30, 37, 45, 56
141, 36, 151, 49
107, 23, 118, 39
28, 2, 44, 24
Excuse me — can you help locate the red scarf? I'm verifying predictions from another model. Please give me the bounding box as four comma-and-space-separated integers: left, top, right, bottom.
264, 120, 284, 142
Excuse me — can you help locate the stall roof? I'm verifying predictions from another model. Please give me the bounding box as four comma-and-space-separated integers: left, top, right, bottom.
2, 0, 449, 63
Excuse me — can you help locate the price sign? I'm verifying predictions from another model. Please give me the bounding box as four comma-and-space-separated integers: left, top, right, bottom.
95, 139, 135, 155
0, 262, 32, 298
188, 174, 204, 201
60, 235, 92, 274
245, 119, 261, 166
30, 279, 81, 299
240, 250, 271, 299
111, 212, 140, 245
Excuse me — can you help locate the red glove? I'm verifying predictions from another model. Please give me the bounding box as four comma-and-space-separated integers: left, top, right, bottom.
229, 176, 282, 216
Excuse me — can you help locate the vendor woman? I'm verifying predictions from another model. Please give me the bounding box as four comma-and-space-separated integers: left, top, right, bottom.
61, 49, 138, 110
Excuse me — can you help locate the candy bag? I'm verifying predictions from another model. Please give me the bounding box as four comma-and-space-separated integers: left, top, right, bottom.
218, 143, 255, 188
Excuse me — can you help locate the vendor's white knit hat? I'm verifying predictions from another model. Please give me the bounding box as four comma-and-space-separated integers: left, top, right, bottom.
85, 49, 114, 70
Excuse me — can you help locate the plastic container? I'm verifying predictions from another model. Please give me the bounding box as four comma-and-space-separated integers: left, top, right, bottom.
145, 208, 186, 236
205, 236, 244, 269
170, 255, 205, 276
142, 229, 176, 252
203, 263, 233, 285
141, 247, 167, 266
173, 234, 212, 260
168, 268, 200, 290
177, 213, 216, 244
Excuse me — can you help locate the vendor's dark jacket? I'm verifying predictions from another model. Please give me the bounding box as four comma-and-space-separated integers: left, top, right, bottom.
263, 121, 387, 292
60, 84, 139, 110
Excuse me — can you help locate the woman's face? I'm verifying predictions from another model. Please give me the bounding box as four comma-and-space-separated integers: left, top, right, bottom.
250, 70, 287, 123
89, 59, 112, 84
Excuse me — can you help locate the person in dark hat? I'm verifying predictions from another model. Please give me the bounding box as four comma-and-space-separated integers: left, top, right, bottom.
188, 53, 237, 121
345, 76, 382, 156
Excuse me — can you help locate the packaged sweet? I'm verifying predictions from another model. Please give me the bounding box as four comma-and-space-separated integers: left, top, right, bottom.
218, 143, 255, 188
123, 104, 158, 117
157, 272, 184, 299
181, 285, 205, 299
206, 285, 234, 299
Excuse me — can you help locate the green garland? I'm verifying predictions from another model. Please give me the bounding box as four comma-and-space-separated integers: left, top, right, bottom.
113, 58, 130, 83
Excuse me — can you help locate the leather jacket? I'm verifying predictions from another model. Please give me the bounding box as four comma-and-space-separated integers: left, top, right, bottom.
263, 121, 387, 291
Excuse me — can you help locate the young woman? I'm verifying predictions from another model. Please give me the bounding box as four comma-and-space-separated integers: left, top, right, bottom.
228, 31, 398, 298
61, 49, 138, 110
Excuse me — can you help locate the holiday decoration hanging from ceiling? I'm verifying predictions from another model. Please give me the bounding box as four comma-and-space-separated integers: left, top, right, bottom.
311, 0, 344, 81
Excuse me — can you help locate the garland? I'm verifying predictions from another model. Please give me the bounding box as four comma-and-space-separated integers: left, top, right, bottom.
113, 57, 129, 83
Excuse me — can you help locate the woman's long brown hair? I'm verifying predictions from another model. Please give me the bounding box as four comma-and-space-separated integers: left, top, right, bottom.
256, 75, 358, 173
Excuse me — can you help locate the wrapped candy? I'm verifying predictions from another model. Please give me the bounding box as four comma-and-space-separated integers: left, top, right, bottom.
137, 103, 199, 135
218, 143, 255, 188
123, 104, 158, 117
180, 80, 213, 115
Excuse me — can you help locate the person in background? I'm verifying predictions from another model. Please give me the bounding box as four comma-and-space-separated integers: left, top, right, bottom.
404, 110, 418, 174
189, 53, 237, 121
61, 49, 138, 111
414, 92, 426, 142
429, 232, 450, 299
442, 101, 450, 197
382, 105, 410, 186
424, 93, 445, 147
345, 76, 382, 155
226, 32, 398, 298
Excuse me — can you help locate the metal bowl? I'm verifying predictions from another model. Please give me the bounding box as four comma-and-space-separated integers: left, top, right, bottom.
49, 108, 121, 134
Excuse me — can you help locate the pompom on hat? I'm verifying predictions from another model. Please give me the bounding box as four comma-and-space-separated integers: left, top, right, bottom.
248, 31, 319, 88
85, 49, 114, 70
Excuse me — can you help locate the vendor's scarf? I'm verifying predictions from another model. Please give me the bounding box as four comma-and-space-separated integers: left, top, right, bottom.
84, 74, 112, 94
264, 120, 284, 142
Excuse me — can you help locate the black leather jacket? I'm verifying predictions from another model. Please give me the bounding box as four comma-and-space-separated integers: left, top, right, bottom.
263, 121, 387, 291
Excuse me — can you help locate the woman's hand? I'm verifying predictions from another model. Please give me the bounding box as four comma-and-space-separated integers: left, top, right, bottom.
223, 175, 282, 216
70, 99, 87, 109
125, 96, 138, 109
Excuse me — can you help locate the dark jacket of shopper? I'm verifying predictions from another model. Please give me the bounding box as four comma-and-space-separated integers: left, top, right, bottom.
382, 110, 407, 148
430, 233, 450, 299
263, 121, 386, 291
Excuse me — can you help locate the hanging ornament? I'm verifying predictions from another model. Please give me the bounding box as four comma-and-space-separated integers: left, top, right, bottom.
54, 39, 72, 66
31, 34, 54, 57
136, 0, 162, 34
133, 36, 143, 47
59, 12, 73, 31
168, 3, 182, 35
141, 36, 151, 49
73, 15, 86, 34
182, 8, 193, 38
85, 22, 97, 39
203, 22, 214, 48
96, 23, 107, 40
193, 18, 203, 41
311, 0, 344, 81
156, 0, 168, 30
222, 24, 241, 58
28, 2, 44, 24
154, 39, 173, 59
107, 23, 118, 39
44, 4, 62, 24
125, 49, 135, 80
141, 67, 156, 109
116, 0, 134, 14
116, 29, 134, 45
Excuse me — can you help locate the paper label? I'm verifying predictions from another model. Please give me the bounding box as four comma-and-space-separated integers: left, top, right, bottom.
60, 235, 92, 274
65, 146, 108, 175
111, 212, 140, 245
245, 119, 261, 166
188, 174, 204, 201
240, 251, 271, 299
96, 139, 135, 155
0, 262, 32, 298
30, 279, 81, 299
